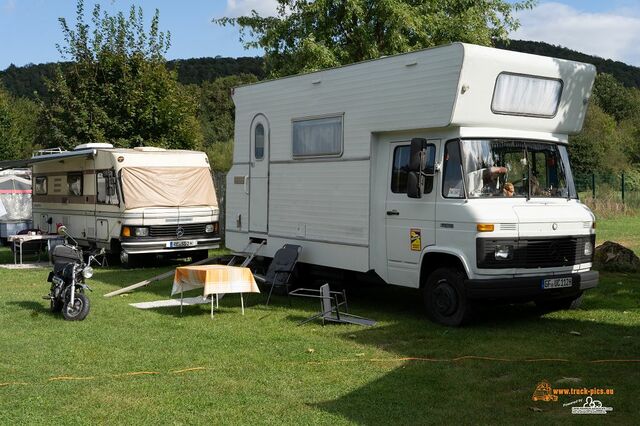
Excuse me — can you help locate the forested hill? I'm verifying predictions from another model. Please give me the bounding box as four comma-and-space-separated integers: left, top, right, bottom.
2, 40, 639, 100
495, 40, 640, 88
0, 56, 264, 100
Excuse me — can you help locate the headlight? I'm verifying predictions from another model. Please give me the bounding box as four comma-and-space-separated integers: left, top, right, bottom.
494, 245, 514, 260
584, 241, 593, 256
134, 227, 149, 237
82, 266, 94, 279
205, 224, 214, 233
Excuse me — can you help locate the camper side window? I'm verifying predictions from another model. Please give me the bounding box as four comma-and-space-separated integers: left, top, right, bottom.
34, 176, 47, 195
442, 141, 465, 199
255, 123, 265, 160
292, 115, 343, 157
96, 170, 119, 205
391, 144, 435, 194
67, 173, 83, 196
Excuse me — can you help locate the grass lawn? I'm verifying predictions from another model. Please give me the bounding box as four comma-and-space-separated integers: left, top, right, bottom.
596, 215, 640, 255
0, 243, 638, 425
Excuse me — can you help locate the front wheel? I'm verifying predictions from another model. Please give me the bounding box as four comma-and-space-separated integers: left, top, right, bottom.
62, 293, 90, 321
423, 268, 472, 327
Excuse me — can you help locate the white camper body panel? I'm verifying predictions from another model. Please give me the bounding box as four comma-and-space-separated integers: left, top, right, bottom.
32, 148, 221, 258
227, 43, 596, 286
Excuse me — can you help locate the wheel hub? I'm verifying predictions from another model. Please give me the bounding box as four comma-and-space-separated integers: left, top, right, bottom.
433, 281, 458, 316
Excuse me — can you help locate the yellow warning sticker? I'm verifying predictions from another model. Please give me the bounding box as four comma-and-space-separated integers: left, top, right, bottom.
410, 229, 421, 251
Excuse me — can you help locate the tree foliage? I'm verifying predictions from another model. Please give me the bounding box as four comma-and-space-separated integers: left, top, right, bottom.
0, 85, 40, 161
38, 0, 201, 150
216, 0, 536, 77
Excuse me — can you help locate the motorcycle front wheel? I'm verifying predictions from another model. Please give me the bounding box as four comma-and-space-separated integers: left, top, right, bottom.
62, 293, 90, 321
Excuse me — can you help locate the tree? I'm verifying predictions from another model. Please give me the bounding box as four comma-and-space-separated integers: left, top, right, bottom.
0, 85, 40, 161
38, 0, 202, 150
216, 0, 536, 77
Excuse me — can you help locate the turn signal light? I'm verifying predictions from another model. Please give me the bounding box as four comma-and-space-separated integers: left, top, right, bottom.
121, 226, 131, 237
477, 224, 495, 232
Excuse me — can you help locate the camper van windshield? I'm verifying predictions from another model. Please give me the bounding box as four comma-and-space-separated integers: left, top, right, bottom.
460, 139, 576, 199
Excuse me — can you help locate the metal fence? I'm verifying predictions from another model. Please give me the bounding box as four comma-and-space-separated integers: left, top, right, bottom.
575, 172, 640, 211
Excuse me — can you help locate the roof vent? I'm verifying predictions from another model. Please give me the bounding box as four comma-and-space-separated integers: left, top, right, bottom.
74, 143, 114, 150
133, 146, 166, 152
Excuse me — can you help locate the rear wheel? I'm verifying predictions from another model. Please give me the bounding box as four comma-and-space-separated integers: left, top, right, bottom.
535, 292, 584, 312
423, 268, 472, 327
62, 293, 90, 321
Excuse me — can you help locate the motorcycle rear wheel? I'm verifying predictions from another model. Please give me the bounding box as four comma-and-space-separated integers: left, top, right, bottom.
62, 293, 90, 321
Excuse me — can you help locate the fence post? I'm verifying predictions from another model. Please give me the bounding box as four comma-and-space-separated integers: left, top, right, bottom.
591, 173, 596, 200
621, 172, 625, 204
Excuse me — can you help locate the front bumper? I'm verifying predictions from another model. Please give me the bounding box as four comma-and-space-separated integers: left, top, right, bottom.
465, 270, 598, 301
121, 237, 221, 254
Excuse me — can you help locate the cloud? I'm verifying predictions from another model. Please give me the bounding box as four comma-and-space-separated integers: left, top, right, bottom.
512, 2, 640, 66
2, 0, 16, 14
223, 0, 280, 18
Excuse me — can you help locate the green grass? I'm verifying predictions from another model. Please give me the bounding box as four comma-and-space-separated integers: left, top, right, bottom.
0, 245, 639, 424
597, 215, 640, 255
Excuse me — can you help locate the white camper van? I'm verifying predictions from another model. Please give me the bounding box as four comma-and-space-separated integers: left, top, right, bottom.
21, 144, 220, 264
226, 43, 599, 325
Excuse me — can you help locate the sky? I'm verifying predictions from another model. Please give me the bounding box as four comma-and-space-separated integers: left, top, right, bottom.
0, 0, 639, 71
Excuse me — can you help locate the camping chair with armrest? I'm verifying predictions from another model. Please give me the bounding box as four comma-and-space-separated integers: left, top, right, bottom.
289, 283, 376, 326
253, 244, 302, 306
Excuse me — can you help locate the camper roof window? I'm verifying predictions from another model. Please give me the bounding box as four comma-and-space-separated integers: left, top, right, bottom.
492, 73, 563, 118
67, 172, 83, 196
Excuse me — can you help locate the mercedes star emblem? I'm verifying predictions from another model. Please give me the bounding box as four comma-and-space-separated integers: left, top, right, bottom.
176, 226, 185, 238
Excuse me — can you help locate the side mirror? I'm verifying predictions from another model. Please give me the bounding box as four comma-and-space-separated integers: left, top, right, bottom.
407, 172, 421, 199
408, 138, 427, 198
57, 225, 68, 236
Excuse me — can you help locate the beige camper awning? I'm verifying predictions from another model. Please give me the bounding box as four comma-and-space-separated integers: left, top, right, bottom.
121, 167, 217, 210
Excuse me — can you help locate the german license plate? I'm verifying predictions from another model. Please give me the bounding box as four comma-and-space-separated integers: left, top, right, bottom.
166, 240, 197, 248
541, 277, 573, 289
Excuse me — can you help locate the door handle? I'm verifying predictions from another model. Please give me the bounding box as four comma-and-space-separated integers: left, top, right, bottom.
386, 210, 399, 216
243, 175, 250, 195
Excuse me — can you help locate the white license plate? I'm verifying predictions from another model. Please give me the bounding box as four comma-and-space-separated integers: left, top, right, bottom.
166, 240, 197, 248
541, 277, 573, 289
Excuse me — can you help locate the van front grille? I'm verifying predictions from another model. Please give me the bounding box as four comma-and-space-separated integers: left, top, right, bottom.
477, 235, 595, 269
149, 223, 207, 238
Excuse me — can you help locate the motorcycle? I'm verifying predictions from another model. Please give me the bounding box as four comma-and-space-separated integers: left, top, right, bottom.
44, 226, 101, 321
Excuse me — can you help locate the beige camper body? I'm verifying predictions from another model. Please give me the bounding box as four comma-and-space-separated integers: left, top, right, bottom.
31, 145, 220, 263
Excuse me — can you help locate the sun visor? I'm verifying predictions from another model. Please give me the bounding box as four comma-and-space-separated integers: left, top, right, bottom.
121, 167, 217, 210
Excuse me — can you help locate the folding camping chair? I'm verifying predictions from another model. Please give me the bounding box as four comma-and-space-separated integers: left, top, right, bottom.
289, 283, 376, 326
253, 244, 302, 306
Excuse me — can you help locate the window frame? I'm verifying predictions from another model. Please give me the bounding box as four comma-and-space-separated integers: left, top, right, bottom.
96, 169, 120, 206
34, 176, 48, 195
442, 139, 466, 199
390, 143, 436, 195
490, 72, 564, 119
67, 172, 84, 196
291, 113, 344, 159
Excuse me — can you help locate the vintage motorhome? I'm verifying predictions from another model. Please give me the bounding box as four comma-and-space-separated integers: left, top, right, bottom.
226, 42, 599, 325
22, 144, 220, 264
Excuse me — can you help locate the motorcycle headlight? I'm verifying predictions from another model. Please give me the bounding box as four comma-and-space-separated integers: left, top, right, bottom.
494, 245, 514, 260
134, 227, 149, 237
82, 266, 94, 279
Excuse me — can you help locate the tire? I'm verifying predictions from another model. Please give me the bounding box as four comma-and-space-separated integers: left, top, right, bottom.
62, 293, 90, 321
423, 267, 472, 327
536, 292, 583, 312
50, 298, 64, 313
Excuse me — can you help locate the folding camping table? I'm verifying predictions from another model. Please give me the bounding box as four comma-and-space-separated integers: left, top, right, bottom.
170, 265, 260, 317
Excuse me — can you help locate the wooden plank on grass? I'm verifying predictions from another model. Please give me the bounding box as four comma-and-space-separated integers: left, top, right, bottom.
103, 256, 218, 298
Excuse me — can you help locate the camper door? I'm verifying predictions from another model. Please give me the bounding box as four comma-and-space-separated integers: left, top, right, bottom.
249, 115, 269, 233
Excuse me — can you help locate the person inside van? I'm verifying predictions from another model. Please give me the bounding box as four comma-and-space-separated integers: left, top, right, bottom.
503, 182, 515, 197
